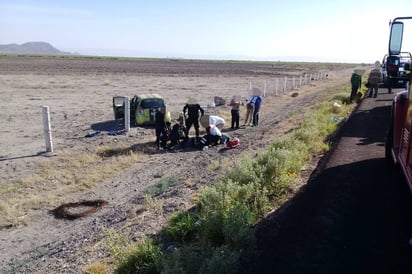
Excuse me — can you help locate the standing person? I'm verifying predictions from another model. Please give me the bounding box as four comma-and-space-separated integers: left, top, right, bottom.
367, 61, 383, 98
243, 95, 254, 126
252, 95, 262, 127
229, 96, 240, 129
350, 71, 362, 102
183, 98, 204, 141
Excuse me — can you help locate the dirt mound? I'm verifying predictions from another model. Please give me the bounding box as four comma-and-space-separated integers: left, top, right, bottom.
50, 200, 108, 220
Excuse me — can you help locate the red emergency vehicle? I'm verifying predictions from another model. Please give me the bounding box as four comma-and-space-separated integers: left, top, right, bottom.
385, 16, 412, 190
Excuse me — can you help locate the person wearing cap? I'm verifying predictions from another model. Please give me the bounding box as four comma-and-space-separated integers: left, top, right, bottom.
183, 98, 204, 141
367, 61, 383, 98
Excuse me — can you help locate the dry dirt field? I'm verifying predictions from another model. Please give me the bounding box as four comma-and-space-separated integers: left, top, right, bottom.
0, 55, 358, 273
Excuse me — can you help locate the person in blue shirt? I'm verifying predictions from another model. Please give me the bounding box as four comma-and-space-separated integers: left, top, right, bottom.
251, 95, 262, 126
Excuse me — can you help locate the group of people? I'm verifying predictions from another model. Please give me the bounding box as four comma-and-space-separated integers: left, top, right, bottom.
350, 61, 384, 101
154, 111, 188, 150
228, 94, 262, 129
155, 93, 262, 150
182, 94, 262, 137
242, 94, 262, 127
183, 101, 228, 149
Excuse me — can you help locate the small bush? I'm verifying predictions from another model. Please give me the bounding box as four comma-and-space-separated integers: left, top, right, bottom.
164, 211, 199, 243
198, 183, 258, 248
161, 244, 206, 274
84, 262, 108, 274
145, 176, 181, 197
198, 246, 240, 274
115, 239, 162, 274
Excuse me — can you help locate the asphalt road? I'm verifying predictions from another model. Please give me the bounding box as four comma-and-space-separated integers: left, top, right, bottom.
240, 88, 412, 274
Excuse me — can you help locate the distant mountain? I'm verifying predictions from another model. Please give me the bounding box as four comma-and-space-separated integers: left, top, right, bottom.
0, 42, 72, 55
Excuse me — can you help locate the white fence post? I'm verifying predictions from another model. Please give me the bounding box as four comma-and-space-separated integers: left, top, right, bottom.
284, 77, 287, 93
275, 78, 279, 96
42, 106, 53, 153
124, 96, 130, 132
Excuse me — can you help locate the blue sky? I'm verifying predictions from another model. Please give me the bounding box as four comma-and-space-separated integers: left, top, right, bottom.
0, 0, 411, 63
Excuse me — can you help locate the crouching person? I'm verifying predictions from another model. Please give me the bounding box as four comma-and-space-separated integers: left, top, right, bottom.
199, 124, 229, 150
168, 115, 188, 149
155, 110, 171, 149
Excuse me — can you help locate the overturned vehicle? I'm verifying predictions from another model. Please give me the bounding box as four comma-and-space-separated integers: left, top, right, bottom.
113, 94, 166, 126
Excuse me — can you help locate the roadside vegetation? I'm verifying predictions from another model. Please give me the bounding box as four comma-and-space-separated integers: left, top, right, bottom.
85, 83, 362, 274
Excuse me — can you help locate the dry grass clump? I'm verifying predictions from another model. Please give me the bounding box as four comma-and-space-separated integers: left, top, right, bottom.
0, 145, 143, 229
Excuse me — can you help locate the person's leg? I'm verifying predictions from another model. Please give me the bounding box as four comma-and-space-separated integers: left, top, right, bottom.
249, 107, 253, 124
254, 111, 259, 126
252, 110, 257, 126
350, 85, 357, 101
231, 109, 235, 128
373, 86, 378, 97
185, 119, 193, 137
194, 120, 200, 139
244, 108, 250, 125
234, 110, 240, 128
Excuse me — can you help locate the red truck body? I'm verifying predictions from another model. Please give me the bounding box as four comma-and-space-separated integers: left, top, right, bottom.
386, 17, 412, 190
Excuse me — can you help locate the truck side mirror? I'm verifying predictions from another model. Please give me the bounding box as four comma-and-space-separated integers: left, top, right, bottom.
389, 21, 404, 55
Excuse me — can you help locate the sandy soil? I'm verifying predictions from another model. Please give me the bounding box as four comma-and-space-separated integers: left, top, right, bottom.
0, 56, 357, 273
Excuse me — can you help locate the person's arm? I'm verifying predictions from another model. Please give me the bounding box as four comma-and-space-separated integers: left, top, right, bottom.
183, 104, 187, 115
199, 105, 204, 117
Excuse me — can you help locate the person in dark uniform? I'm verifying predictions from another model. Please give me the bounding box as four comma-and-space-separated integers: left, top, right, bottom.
229, 96, 240, 129
183, 98, 204, 140
350, 71, 361, 102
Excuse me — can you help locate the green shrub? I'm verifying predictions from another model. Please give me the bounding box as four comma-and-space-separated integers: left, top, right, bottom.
145, 176, 181, 197
222, 156, 263, 186
161, 244, 240, 274
198, 246, 240, 274
198, 184, 257, 248
114, 239, 162, 274
161, 244, 205, 274
164, 211, 199, 243
198, 180, 269, 222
